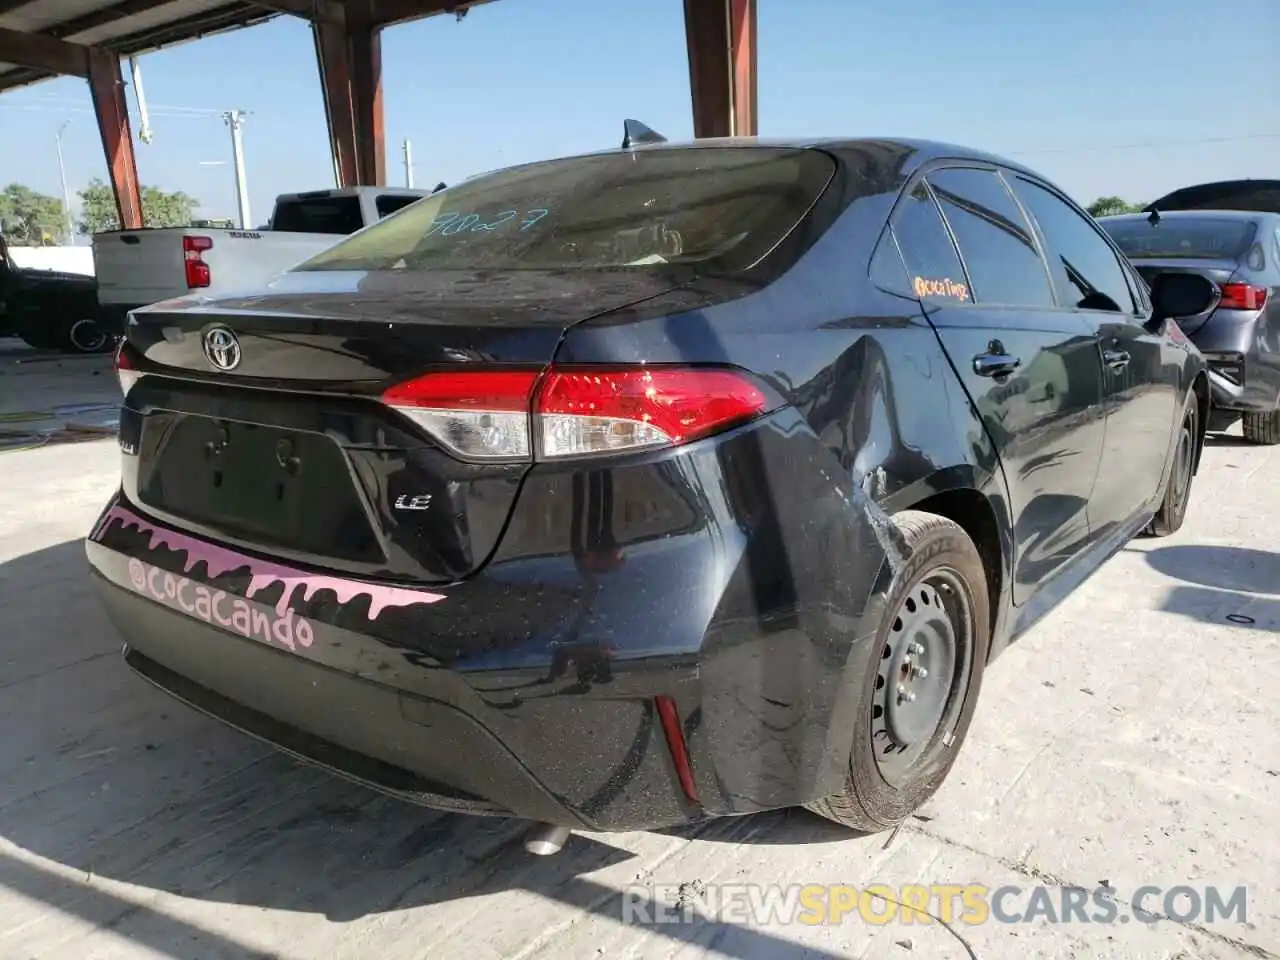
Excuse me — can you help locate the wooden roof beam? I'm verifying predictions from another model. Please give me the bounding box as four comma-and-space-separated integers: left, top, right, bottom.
0, 25, 90, 76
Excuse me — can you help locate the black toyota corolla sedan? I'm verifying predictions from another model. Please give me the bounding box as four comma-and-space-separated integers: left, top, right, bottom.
87, 133, 1213, 835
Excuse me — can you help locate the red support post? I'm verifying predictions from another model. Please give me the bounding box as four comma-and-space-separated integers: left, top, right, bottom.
728, 0, 757, 137
311, 15, 386, 187
87, 48, 143, 230
349, 21, 386, 187
682, 0, 757, 139
313, 19, 361, 188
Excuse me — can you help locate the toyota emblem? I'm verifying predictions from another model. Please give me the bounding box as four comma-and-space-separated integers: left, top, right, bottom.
202, 325, 241, 371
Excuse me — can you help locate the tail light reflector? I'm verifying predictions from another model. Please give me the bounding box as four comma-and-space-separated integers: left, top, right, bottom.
655, 695, 700, 804
183, 235, 213, 289
380, 366, 771, 462
1218, 282, 1267, 311
114, 340, 141, 396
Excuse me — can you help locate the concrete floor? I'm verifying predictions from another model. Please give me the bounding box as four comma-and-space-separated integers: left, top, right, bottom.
1, 342, 1278, 960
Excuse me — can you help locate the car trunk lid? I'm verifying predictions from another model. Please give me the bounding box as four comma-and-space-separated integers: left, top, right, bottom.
119, 268, 682, 586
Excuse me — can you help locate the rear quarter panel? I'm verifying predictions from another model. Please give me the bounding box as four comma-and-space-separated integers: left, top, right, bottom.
553, 175, 1012, 812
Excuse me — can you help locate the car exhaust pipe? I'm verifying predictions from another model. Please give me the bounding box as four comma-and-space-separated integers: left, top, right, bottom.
523, 823, 572, 856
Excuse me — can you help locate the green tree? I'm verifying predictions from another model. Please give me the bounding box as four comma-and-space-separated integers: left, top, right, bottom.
77, 178, 199, 234
0, 184, 69, 245
1087, 196, 1143, 218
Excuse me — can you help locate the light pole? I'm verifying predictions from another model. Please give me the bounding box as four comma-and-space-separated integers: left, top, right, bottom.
403, 139, 414, 188
55, 120, 74, 244
222, 110, 252, 230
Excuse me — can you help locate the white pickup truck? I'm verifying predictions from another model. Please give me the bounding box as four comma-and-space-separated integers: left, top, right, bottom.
92, 186, 429, 329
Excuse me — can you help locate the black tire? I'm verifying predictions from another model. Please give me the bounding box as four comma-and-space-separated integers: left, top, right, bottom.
806, 510, 991, 832
1147, 400, 1199, 537
1242, 409, 1280, 445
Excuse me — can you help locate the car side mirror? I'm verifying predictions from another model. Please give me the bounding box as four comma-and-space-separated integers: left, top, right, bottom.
1150, 272, 1215, 323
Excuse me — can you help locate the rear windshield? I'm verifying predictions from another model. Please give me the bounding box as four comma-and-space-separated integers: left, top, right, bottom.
292, 147, 835, 274
1100, 217, 1256, 260
271, 197, 365, 235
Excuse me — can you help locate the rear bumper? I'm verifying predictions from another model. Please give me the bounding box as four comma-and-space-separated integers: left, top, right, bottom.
86, 409, 893, 830
1192, 310, 1278, 412
95, 573, 587, 824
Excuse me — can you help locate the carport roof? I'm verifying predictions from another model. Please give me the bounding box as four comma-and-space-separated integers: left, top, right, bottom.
0, 0, 481, 93
0, 0, 279, 91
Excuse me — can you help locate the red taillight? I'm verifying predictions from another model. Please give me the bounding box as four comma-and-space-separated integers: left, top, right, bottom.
536, 368, 768, 458
183, 235, 213, 289
1218, 282, 1268, 311
380, 365, 770, 462
114, 340, 141, 396
382, 370, 539, 460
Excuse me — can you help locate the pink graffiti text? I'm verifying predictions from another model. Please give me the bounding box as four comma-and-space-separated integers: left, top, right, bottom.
127, 556, 314, 652
95, 504, 446, 619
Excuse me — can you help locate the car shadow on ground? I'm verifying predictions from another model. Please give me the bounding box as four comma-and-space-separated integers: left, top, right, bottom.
0, 538, 876, 960
1144, 542, 1280, 632
1204, 431, 1260, 448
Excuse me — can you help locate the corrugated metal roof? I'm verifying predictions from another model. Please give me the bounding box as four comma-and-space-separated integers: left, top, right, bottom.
0, 0, 279, 92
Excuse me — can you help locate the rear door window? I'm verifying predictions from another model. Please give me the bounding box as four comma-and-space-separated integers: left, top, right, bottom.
868, 225, 912, 293
890, 183, 971, 302
1011, 178, 1136, 314
926, 167, 1055, 308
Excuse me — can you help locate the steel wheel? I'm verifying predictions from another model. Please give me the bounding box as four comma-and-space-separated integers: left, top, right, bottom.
872, 567, 973, 787
804, 510, 991, 833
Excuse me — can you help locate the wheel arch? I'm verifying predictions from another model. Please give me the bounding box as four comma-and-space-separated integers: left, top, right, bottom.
883, 467, 1012, 662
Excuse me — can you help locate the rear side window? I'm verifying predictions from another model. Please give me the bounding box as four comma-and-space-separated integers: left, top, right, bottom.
1100, 216, 1256, 260
295, 148, 835, 274
927, 167, 1054, 308
271, 197, 364, 235
1011, 178, 1135, 313
890, 184, 971, 302
376, 195, 421, 218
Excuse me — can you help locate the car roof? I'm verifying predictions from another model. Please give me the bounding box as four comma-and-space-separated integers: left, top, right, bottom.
487, 136, 1050, 188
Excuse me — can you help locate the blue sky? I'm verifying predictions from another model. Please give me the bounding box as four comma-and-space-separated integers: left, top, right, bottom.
0, 0, 1277, 222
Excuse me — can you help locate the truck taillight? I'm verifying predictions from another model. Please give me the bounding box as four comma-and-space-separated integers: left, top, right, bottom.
114, 341, 141, 396
1218, 282, 1267, 311
183, 235, 213, 289
380, 366, 773, 462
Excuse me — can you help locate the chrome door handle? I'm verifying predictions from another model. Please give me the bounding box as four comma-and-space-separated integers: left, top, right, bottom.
973, 353, 1022, 378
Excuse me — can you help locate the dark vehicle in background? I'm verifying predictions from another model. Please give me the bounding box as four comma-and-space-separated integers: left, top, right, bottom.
0, 233, 113, 353
1100, 205, 1280, 444
87, 134, 1212, 836
1144, 179, 1280, 216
